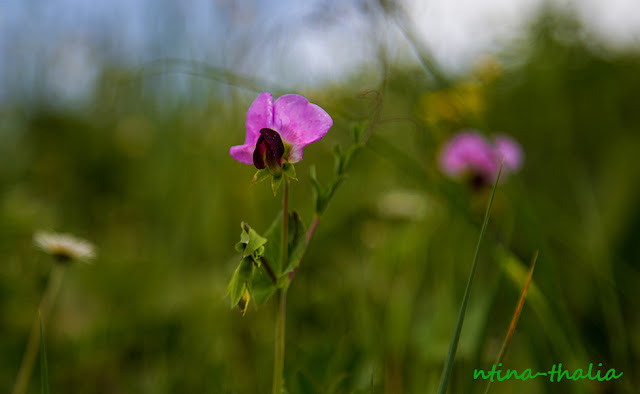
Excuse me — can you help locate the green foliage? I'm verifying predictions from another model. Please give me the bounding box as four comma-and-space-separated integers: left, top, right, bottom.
272, 174, 284, 196
228, 212, 307, 310
310, 123, 364, 215
228, 257, 254, 309
283, 162, 297, 181
252, 168, 271, 185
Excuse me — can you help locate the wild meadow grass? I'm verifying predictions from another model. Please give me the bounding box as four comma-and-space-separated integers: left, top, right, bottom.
1, 11, 639, 394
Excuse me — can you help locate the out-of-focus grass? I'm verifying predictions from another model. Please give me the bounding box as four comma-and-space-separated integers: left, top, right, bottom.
1, 12, 639, 394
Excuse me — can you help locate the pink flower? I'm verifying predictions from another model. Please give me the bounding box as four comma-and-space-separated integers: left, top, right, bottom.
230, 92, 333, 172
494, 134, 523, 173
438, 131, 523, 186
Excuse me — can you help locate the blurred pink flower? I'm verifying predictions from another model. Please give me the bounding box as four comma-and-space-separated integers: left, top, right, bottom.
494, 134, 523, 172
230, 92, 333, 170
438, 131, 523, 186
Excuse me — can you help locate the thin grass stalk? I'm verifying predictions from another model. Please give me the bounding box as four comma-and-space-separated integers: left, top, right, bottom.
12, 264, 66, 394
436, 163, 503, 394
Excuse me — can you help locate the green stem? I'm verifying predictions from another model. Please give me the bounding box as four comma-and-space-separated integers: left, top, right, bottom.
12, 264, 66, 394
272, 178, 289, 394
272, 287, 288, 394
306, 215, 320, 248
281, 179, 289, 277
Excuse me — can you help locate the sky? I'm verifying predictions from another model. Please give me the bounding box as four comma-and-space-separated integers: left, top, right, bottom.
0, 0, 639, 104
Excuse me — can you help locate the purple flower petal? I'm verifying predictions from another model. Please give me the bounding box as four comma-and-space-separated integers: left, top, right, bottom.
230, 92, 332, 165
273, 94, 332, 162
229, 144, 256, 165
438, 131, 500, 180
246, 92, 274, 143
230, 92, 275, 164
494, 135, 523, 173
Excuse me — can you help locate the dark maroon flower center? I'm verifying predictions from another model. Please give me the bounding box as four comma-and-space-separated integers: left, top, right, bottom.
253, 128, 285, 173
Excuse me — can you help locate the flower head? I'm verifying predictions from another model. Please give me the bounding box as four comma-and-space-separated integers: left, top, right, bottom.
438, 131, 523, 187
34, 231, 96, 263
494, 134, 523, 173
230, 92, 333, 172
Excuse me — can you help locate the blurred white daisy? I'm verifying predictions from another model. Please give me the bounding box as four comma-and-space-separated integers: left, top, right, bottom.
33, 231, 96, 263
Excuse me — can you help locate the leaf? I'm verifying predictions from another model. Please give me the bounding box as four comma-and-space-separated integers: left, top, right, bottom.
262, 211, 283, 276
237, 288, 251, 316
283, 211, 307, 276
240, 222, 251, 243
243, 227, 267, 260
496, 251, 538, 364
437, 163, 503, 394
272, 174, 283, 196
484, 251, 538, 394
293, 370, 318, 394
235, 222, 267, 262
340, 144, 361, 174
333, 143, 361, 175
228, 257, 254, 308
353, 121, 367, 144
261, 209, 308, 275
252, 246, 265, 264
252, 168, 271, 185
251, 262, 278, 305
283, 162, 297, 181
310, 159, 350, 215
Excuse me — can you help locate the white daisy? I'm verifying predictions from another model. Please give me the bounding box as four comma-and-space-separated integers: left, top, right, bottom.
33, 231, 96, 263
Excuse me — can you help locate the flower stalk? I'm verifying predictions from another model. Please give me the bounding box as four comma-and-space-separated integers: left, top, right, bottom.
273, 177, 290, 394
272, 286, 288, 394
12, 264, 66, 394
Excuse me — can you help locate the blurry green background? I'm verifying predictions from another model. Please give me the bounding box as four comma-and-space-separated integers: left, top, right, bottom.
1, 2, 640, 393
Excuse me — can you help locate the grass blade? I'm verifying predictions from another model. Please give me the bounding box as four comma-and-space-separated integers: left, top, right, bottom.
436, 163, 503, 394
484, 251, 538, 394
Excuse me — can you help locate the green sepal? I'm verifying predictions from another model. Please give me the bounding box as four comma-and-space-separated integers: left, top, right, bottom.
237, 288, 251, 316
240, 224, 251, 244
271, 174, 283, 196
252, 245, 265, 265
252, 168, 271, 185
283, 162, 297, 181
243, 228, 267, 259
228, 256, 255, 308
236, 222, 267, 260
